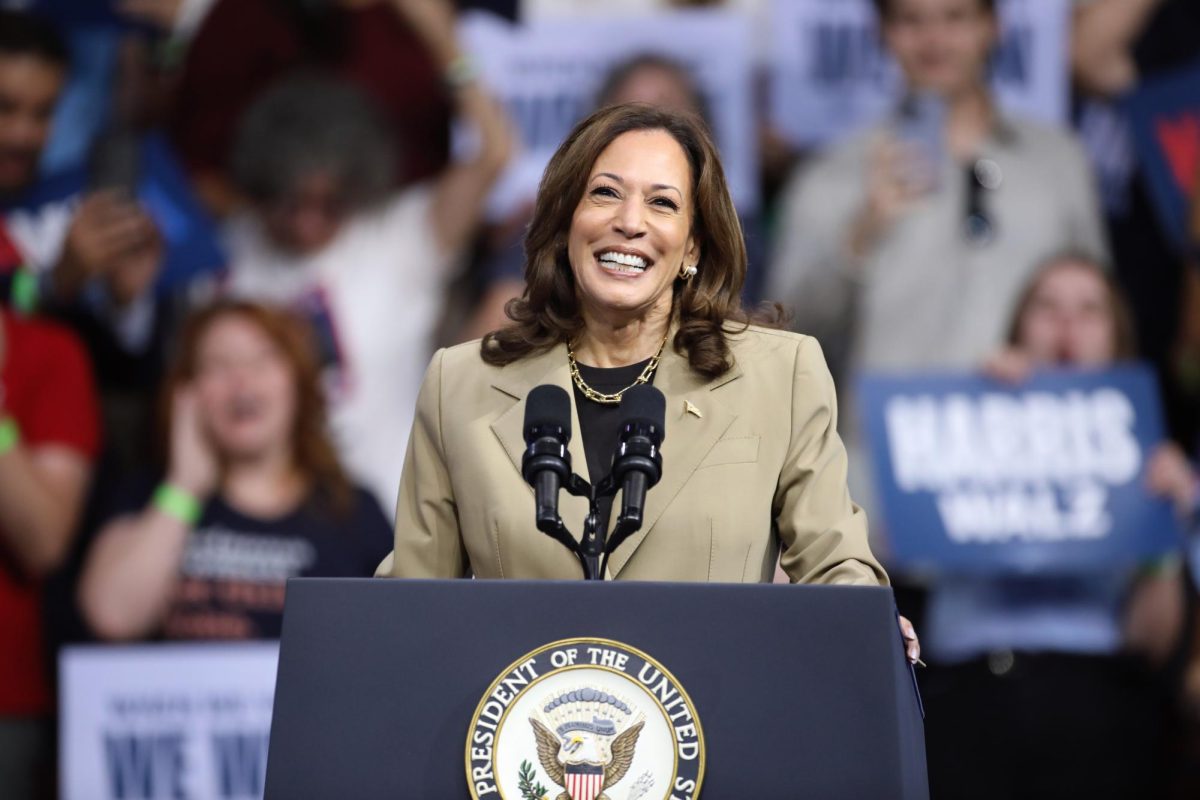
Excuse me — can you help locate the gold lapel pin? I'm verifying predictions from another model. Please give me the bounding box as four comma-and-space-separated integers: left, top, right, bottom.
684, 400, 703, 419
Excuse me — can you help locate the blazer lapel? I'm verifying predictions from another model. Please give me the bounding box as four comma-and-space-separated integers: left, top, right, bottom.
606, 343, 742, 577
489, 344, 591, 532
487, 337, 744, 577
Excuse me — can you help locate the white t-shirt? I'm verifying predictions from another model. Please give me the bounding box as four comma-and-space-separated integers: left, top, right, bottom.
221, 185, 451, 513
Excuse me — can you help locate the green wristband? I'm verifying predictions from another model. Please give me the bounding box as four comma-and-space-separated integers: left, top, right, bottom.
153, 483, 202, 525
11, 267, 38, 315
0, 416, 19, 456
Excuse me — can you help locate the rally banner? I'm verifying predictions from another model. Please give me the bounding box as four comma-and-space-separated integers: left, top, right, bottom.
457, 9, 757, 219
1127, 58, 1200, 254
857, 366, 1182, 574
60, 643, 279, 800
768, 0, 1070, 146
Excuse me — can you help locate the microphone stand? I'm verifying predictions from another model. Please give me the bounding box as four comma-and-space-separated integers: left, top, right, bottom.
534, 473, 645, 581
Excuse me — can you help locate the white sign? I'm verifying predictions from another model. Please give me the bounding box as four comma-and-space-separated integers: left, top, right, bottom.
60, 643, 279, 800
459, 9, 758, 218
769, 0, 1070, 146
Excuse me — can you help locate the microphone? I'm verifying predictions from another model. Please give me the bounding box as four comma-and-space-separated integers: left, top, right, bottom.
610, 385, 665, 529
521, 385, 573, 532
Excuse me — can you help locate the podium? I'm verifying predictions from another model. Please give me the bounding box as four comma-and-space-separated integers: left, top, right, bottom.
265, 579, 927, 799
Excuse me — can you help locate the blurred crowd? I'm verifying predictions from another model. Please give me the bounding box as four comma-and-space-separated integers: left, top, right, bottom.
0, 0, 1197, 797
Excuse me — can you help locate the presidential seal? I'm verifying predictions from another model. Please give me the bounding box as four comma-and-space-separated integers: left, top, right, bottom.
466, 638, 704, 800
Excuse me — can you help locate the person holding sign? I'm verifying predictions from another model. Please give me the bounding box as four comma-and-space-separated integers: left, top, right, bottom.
376, 103, 921, 659
919, 251, 1195, 798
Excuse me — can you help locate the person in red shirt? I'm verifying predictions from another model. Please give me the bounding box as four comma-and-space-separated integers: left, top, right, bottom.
0, 308, 99, 799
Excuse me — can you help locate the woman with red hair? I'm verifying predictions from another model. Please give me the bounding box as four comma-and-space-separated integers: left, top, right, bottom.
78, 301, 391, 641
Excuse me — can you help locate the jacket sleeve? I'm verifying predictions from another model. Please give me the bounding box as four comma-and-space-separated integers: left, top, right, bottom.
774, 337, 889, 586
375, 348, 468, 578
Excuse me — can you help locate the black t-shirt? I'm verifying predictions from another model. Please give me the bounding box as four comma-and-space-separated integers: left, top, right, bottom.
571, 358, 655, 536
104, 479, 392, 640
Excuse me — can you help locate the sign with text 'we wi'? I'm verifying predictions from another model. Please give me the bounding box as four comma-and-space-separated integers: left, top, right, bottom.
857, 365, 1181, 574
60, 643, 278, 800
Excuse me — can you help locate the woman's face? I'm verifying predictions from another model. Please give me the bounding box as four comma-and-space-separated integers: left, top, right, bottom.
567, 129, 699, 326
192, 315, 297, 460
1016, 262, 1118, 367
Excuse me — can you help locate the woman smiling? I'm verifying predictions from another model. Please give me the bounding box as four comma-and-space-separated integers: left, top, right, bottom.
376, 104, 915, 657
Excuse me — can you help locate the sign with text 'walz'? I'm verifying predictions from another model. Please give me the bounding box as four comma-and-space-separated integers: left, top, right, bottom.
857, 365, 1182, 574
60, 643, 278, 800
769, 0, 1070, 147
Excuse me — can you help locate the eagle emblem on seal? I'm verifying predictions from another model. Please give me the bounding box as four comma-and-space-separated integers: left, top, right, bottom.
527, 687, 647, 800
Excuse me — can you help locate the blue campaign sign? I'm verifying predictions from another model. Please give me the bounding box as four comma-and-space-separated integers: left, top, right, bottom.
857, 365, 1182, 574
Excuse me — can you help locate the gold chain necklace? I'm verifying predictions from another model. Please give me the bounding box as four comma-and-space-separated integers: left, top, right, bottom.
567, 333, 669, 405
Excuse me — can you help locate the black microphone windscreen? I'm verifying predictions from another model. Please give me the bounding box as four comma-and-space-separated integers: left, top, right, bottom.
619, 385, 666, 431
524, 384, 572, 440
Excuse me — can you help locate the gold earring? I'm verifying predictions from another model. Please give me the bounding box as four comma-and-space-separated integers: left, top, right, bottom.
680, 263, 698, 280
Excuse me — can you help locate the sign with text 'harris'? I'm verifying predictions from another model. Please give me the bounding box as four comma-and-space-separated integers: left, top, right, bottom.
857, 365, 1182, 574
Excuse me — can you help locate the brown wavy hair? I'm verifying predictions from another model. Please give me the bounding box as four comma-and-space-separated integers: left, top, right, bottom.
482, 103, 780, 379
164, 300, 353, 514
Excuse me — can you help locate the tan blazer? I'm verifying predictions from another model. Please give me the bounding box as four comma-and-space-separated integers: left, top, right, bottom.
376, 325, 888, 585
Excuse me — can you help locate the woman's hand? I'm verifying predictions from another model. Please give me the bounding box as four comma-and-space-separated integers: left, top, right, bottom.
166, 387, 219, 499
899, 615, 921, 665
1145, 441, 1198, 516
981, 347, 1034, 384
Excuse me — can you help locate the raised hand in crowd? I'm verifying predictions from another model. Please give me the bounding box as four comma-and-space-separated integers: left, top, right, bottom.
388, 0, 514, 255
165, 386, 220, 501
78, 384, 219, 641
53, 190, 163, 307
846, 134, 936, 261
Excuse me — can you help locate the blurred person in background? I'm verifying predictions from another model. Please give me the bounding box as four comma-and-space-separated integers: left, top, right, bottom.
0, 9, 177, 475
78, 301, 391, 642
768, 0, 1106, 386
1070, 0, 1200, 451
766, 0, 1107, 552
140, 0, 463, 217
920, 252, 1195, 799
0, 10, 162, 341
0, 306, 99, 800
216, 0, 511, 511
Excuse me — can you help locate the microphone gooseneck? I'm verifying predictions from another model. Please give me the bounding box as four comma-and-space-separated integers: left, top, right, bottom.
520, 383, 667, 580
521, 385, 572, 533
